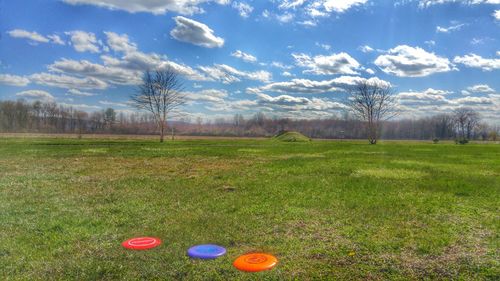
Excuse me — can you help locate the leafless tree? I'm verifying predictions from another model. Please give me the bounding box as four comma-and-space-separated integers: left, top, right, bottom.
103, 108, 116, 129
347, 81, 397, 144
2, 98, 497, 141
432, 114, 455, 140
233, 114, 244, 127
453, 108, 480, 140
75, 111, 88, 139
130, 68, 185, 142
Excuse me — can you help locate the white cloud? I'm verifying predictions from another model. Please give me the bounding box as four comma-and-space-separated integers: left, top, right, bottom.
255, 93, 348, 116
307, 7, 328, 17
67, 89, 97, 97
320, 0, 368, 13
49, 58, 142, 85
315, 42, 331, 51
494, 10, 500, 20
104, 31, 137, 53
232, 1, 253, 18
453, 54, 500, 71
16, 90, 55, 102
103, 52, 207, 81
8, 29, 49, 43
365, 68, 375, 74
47, 31, 208, 84
50, 52, 208, 85
453, 96, 494, 105
59, 102, 101, 110
204, 99, 258, 112
470, 37, 492, 45
66, 31, 100, 53
358, 45, 374, 53
374, 45, 454, 77
293, 52, 362, 75
198, 65, 242, 84
279, 0, 307, 9
397, 88, 451, 106
260, 8, 303, 23
282, 71, 294, 77
298, 20, 317, 26
99, 100, 128, 107
8, 29, 65, 45
47, 35, 66, 45
291, 0, 368, 18
251, 76, 391, 95
276, 12, 294, 23
170, 16, 224, 48
231, 50, 257, 62
270, 61, 293, 69
187, 89, 228, 103
0, 74, 30, 86
436, 23, 465, 33
396, 87, 499, 122
424, 40, 436, 47
61, 0, 231, 15
418, 0, 500, 8
199, 64, 272, 83
466, 84, 495, 94
30, 73, 108, 89
277, 0, 367, 17
258, 93, 310, 106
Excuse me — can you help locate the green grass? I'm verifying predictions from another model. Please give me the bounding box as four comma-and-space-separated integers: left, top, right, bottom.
274, 131, 311, 142
0, 137, 499, 280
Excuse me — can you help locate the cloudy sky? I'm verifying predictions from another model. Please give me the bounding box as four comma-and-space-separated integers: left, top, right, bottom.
1, 0, 499, 122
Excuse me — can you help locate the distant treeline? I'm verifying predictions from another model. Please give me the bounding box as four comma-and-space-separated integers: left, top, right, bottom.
0, 99, 498, 140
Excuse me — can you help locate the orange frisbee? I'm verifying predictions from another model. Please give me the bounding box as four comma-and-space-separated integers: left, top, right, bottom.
233, 253, 278, 272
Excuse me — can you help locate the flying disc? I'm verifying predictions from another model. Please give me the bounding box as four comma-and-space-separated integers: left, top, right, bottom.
122, 237, 161, 250
187, 244, 226, 259
233, 253, 278, 272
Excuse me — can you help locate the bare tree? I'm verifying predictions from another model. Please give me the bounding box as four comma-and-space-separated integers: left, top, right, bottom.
432, 114, 455, 140
233, 114, 244, 128
75, 111, 88, 139
130, 68, 185, 142
2, 98, 495, 141
104, 108, 116, 129
453, 108, 480, 141
348, 81, 397, 144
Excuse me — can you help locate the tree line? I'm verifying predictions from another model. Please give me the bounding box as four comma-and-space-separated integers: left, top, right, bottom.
1, 98, 497, 141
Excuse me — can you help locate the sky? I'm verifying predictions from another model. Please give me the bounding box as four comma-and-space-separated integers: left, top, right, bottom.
0, 0, 499, 123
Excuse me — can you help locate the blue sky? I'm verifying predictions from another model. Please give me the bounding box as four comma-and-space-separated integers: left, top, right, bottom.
0, 0, 499, 122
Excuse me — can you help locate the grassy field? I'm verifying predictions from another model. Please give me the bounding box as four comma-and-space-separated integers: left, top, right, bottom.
0, 136, 498, 280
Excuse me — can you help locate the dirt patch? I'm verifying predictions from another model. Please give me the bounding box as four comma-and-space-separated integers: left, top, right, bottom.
352, 168, 427, 179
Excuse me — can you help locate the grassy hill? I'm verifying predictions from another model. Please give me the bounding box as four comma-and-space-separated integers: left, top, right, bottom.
274, 130, 311, 142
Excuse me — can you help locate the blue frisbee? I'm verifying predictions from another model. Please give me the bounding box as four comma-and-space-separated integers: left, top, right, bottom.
187, 244, 226, 259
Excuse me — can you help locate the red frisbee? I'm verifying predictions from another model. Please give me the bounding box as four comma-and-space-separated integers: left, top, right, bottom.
122, 237, 161, 250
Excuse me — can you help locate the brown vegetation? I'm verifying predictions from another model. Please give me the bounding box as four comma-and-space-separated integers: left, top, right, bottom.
0, 99, 498, 141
